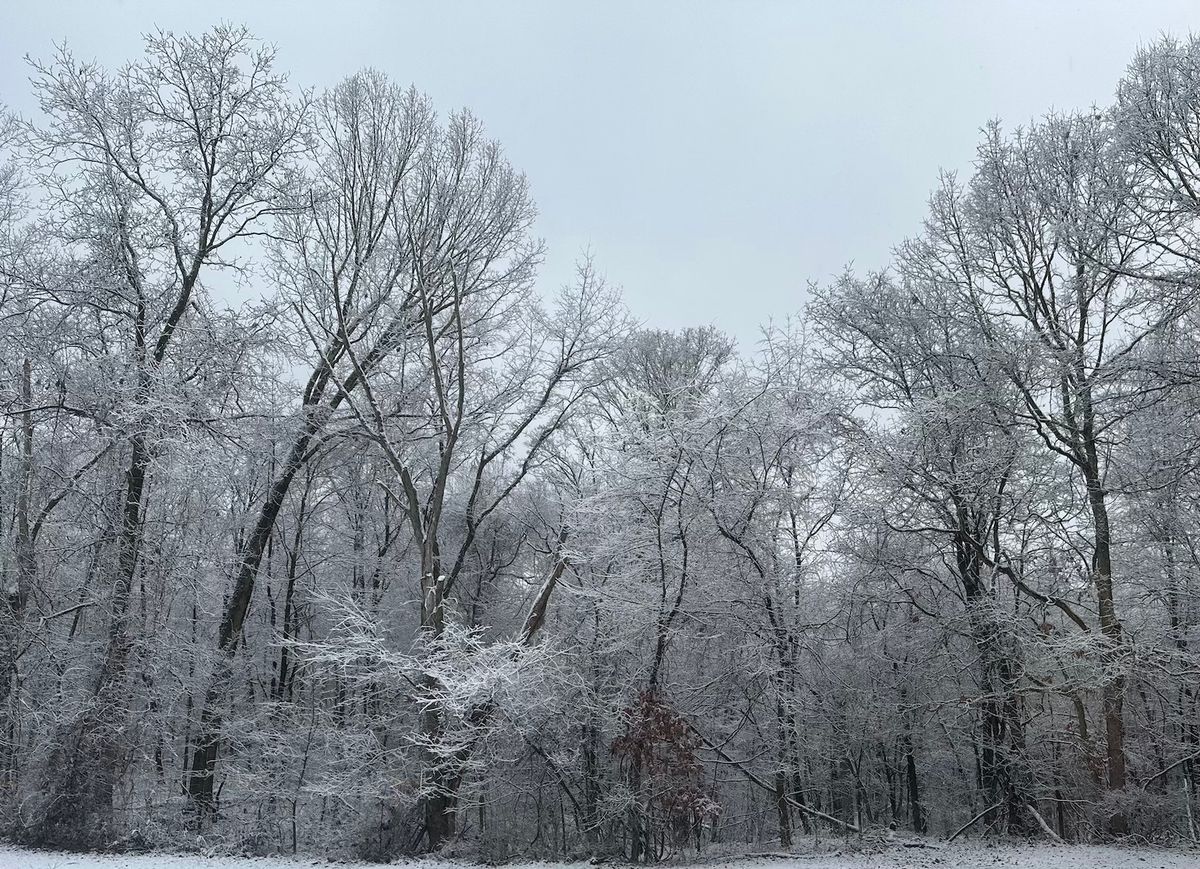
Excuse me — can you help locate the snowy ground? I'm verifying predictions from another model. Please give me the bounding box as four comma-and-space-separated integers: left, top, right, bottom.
1, 842, 1198, 869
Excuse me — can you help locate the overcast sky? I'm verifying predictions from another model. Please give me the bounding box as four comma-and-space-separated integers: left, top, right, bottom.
2, 1, 1198, 347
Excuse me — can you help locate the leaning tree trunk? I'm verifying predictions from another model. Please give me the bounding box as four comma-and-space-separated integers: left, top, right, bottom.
186, 430, 313, 819
186, 331, 386, 820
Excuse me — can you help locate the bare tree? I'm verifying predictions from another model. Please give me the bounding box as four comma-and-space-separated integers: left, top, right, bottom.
18, 27, 306, 844
185, 69, 431, 820
811, 270, 1040, 834
333, 249, 624, 849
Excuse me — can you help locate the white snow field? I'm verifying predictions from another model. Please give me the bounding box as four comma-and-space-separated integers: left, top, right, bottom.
1, 844, 1198, 869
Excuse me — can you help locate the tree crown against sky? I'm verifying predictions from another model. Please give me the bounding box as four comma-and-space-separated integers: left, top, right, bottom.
5, 1, 1200, 346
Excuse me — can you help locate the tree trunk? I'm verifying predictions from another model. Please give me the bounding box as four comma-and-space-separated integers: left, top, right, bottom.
187, 338, 387, 818
1, 360, 35, 803
774, 768, 793, 849
956, 521, 1037, 836
903, 731, 925, 835
186, 417, 321, 819
1084, 466, 1127, 835
1165, 532, 1200, 840
35, 429, 147, 845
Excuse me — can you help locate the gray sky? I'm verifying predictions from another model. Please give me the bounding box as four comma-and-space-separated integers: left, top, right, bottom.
2, 1, 1197, 348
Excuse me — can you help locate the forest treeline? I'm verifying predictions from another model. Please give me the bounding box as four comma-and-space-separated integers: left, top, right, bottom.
1, 26, 1200, 860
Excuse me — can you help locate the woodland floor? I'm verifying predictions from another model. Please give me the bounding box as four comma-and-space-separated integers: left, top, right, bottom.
1, 842, 1199, 869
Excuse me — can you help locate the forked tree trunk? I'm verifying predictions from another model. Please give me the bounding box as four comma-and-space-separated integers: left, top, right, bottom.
956, 524, 1036, 836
